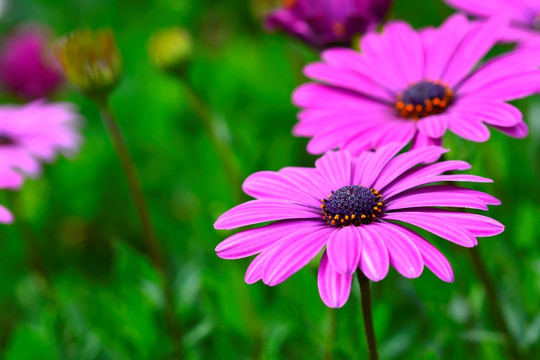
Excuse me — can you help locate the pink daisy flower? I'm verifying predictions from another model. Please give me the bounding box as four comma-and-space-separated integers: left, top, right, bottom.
0, 101, 82, 178
293, 14, 540, 155
443, 0, 540, 44
214, 143, 504, 308
265, 0, 392, 49
0, 168, 24, 224
0, 25, 64, 100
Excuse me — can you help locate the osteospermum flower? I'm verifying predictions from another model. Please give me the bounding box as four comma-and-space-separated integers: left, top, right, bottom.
0, 168, 24, 224
443, 0, 540, 44
265, 0, 392, 49
0, 101, 82, 178
293, 14, 540, 155
0, 25, 63, 100
214, 143, 504, 308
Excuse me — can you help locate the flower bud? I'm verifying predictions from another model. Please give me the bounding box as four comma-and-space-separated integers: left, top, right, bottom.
56, 29, 121, 99
147, 27, 192, 75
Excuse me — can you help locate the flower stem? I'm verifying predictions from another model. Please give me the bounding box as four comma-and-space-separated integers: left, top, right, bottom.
469, 247, 523, 360
95, 98, 185, 358
356, 269, 379, 360
178, 80, 243, 203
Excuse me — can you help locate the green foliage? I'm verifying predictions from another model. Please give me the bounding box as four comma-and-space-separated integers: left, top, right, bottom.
0, 0, 539, 359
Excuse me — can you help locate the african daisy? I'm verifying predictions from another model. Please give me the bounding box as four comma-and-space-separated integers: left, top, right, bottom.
214, 143, 504, 308
0, 101, 82, 178
293, 14, 540, 155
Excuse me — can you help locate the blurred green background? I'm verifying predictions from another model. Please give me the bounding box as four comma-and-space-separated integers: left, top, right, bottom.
0, 0, 539, 359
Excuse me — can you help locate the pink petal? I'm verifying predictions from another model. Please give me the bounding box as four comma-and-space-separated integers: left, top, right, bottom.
443, 16, 508, 87
384, 174, 493, 199
357, 225, 389, 281
216, 220, 321, 259
0, 205, 14, 224
492, 122, 529, 138
356, 142, 407, 188
326, 226, 362, 275
418, 209, 504, 237
424, 14, 470, 80
315, 151, 352, 190
383, 212, 478, 247
303, 63, 393, 102
372, 147, 449, 191
245, 249, 274, 284
242, 171, 319, 205
374, 222, 424, 278
385, 186, 492, 211
262, 226, 334, 286
447, 117, 491, 142
417, 114, 448, 139
317, 251, 353, 308
394, 223, 454, 282
214, 200, 320, 230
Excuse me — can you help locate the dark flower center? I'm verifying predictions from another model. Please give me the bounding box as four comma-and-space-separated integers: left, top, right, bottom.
321, 185, 383, 227
0, 134, 15, 146
396, 80, 454, 119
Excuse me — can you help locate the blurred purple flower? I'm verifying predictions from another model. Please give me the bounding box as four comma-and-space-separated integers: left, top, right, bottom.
0, 101, 82, 179
292, 14, 540, 155
0, 25, 64, 100
214, 143, 504, 308
444, 0, 540, 44
264, 0, 392, 49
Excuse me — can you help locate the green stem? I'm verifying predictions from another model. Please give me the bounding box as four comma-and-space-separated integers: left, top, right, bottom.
469, 247, 523, 360
356, 269, 379, 360
95, 98, 184, 358
178, 81, 243, 203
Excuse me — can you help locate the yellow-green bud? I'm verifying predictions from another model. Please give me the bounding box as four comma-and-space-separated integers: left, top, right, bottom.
148, 27, 192, 75
56, 29, 121, 99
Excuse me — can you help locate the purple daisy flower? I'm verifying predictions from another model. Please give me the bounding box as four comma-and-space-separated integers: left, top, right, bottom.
443, 0, 540, 44
0, 168, 24, 224
0, 25, 64, 101
0, 101, 82, 178
293, 14, 540, 155
214, 143, 504, 308
264, 0, 392, 49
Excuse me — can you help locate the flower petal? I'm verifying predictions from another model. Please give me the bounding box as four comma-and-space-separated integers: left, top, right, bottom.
262, 226, 334, 286
383, 212, 477, 247
317, 251, 353, 308
373, 222, 424, 278
214, 200, 320, 230
315, 151, 352, 189
326, 226, 362, 275
357, 225, 389, 281
216, 220, 321, 259
393, 223, 454, 282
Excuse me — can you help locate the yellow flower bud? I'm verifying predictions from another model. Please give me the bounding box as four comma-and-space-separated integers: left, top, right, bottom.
148, 27, 192, 75
56, 29, 121, 99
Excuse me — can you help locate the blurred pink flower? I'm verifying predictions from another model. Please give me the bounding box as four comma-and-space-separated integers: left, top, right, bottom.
0, 25, 64, 100
293, 14, 540, 155
214, 143, 504, 308
443, 0, 540, 44
0, 101, 82, 178
265, 0, 392, 49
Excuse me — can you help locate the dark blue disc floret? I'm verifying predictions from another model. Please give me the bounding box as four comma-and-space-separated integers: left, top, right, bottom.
321, 185, 383, 227
396, 80, 454, 119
